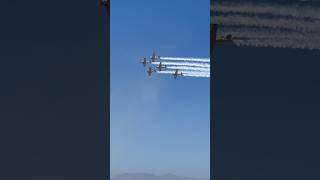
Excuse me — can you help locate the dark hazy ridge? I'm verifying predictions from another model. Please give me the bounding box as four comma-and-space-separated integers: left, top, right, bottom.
111, 173, 209, 180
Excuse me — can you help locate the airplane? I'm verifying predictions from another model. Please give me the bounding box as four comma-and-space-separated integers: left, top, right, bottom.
100, 0, 110, 16
156, 62, 167, 71
147, 67, 156, 76
150, 51, 160, 62
211, 23, 249, 50
216, 34, 249, 43
173, 69, 183, 79
141, 58, 150, 67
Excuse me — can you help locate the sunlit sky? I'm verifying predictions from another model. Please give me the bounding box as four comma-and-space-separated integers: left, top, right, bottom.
110, 0, 210, 178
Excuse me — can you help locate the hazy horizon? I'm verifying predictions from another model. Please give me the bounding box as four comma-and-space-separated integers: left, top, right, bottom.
111, 172, 210, 180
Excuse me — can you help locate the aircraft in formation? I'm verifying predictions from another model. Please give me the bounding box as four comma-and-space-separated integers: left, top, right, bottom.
141, 58, 150, 67
211, 23, 248, 51
216, 34, 249, 43
150, 51, 160, 62
173, 69, 183, 79
156, 62, 167, 71
142, 24, 246, 78
141, 51, 183, 79
147, 67, 157, 76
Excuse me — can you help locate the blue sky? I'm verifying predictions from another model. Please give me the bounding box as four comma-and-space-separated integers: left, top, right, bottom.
110, 0, 210, 178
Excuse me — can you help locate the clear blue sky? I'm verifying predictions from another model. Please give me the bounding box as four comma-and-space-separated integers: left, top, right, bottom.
110, 0, 210, 178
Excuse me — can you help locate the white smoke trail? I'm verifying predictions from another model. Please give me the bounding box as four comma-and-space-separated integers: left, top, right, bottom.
218, 27, 320, 50
166, 66, 210, 72
157, 71, 210, 78
152, 62, 210, 68
212, 2, 320, 20
160, 57, 210, 62
183, 71, 210, 77
157, 71, 177, 74
218, 26, 305, 39
158, 70, 210, 75
212, 14, 320, 32
183, 74, 210, 78
234, 39, 320, 50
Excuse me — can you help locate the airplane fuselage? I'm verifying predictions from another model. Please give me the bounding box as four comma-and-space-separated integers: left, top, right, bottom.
141, 58, 150, 67
150, 51, 160, 62
147, 67, 156, 76
156, 62, 166, 71
173, 70, 183, 79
